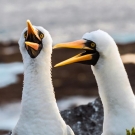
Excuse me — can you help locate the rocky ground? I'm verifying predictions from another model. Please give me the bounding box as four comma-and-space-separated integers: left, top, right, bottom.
1, 98, 103, 135
0, 41, 135, 134
61, 97, 103, 135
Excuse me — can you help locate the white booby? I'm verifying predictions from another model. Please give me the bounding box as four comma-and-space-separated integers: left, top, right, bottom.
11, 20, 74, 135
53, 30, 135, 135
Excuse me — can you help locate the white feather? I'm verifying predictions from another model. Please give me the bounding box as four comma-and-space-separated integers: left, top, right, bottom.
83, 30, 135, 135
11, 26, 74, 135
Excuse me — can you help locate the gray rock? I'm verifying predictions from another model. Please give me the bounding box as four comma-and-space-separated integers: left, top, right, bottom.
0, 98, 103, 135
61, 97, 103, 135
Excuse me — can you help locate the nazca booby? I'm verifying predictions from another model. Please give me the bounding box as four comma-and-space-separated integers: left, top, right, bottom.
11, 20, 74, 135
53, 30, 135, 135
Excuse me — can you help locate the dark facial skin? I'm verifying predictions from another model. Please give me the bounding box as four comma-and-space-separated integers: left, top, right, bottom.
24, 30, 44, 58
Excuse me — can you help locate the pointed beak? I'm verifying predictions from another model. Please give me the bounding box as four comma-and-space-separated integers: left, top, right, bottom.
25, 42, 39, 50
53, 39, 99, 67
26, 20, 40, 40
54, 53, 93, 67
24, 20, 43, 58
53, 40, 92, 50
25, 20, 40, 50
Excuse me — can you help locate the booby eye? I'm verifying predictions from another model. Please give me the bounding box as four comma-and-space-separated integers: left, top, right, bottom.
91, 43, 95, 47
39, 33, 44, 39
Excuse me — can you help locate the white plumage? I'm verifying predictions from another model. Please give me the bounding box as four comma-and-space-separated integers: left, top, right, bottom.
53, 30, 135, 135
83, 30, 135, 135
11, 21, 74, 135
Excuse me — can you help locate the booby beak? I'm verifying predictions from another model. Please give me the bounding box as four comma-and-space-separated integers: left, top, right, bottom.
24, 20, 43, 58
25, 42, 39, 51
53, 39, 99, 67
26, 20, 40, 40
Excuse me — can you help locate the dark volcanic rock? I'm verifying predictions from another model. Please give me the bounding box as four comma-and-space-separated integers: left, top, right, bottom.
0, 98, 103, 135
61, 97, 103, 135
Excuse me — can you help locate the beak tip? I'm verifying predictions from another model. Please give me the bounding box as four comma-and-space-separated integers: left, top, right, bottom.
27, 19, 30, 23
54, 63, 62, 67
53, 44, 59, 49
54, 64, 58, 68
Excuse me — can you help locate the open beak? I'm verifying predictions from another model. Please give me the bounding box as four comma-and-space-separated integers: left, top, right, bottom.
25, 20, 40, 50
53, 39, 99, 67
27, 20, 40, 40
25, 42, 39, 51
24, 20, 42, 58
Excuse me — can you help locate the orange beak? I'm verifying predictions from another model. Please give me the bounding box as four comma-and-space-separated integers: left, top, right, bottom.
25, 20, 40, 50
53, 39, 99, 67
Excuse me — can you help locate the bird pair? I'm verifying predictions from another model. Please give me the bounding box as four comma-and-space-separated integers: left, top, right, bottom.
11, 20, 135, 135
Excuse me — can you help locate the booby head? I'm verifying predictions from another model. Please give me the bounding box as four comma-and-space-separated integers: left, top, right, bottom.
19, 20, 52, 60
53, 30, 116, 67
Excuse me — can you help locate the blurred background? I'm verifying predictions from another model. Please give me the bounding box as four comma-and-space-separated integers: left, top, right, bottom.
0, 0, 135, 134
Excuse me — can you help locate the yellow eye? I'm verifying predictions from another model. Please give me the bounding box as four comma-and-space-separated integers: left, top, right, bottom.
24, 32, 27, 38
40, 33, 44, 39
91, 43, 95, 47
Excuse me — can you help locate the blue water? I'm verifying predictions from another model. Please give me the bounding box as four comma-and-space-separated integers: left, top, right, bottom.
0, 63, 23, 88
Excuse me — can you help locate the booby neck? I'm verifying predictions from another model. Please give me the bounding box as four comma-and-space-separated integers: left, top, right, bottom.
12, 53, 67, 135
12, 24, 64, 134
22, 54, 55, 109
91, 45, 135, 113
21, 52, 64, 118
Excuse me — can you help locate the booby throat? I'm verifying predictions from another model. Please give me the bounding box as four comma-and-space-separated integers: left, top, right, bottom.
11, 20, 74, 135
53, 30, 135, 135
